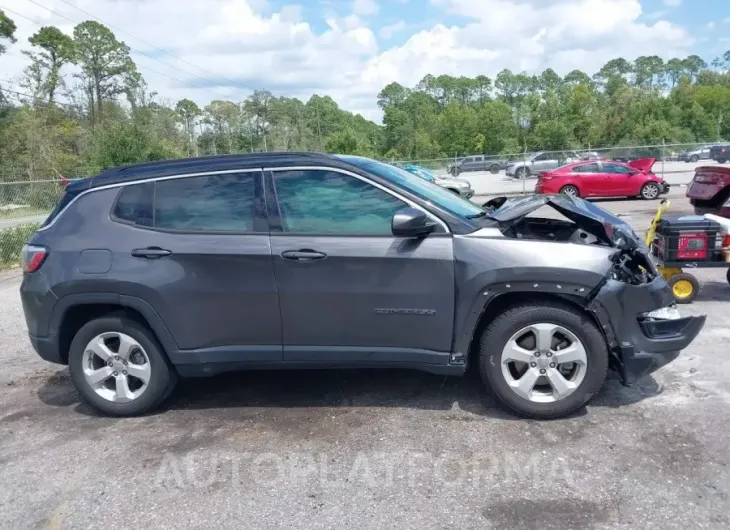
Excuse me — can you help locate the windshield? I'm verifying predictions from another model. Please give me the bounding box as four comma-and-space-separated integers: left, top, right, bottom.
338, 156, 484, 218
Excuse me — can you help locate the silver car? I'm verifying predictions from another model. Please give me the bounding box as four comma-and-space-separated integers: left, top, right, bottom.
679, 145, 714, 163
505, 151, 580, 179
402, 165, 474, 198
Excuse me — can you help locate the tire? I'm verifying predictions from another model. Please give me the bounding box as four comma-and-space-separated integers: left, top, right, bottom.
668, 273, 700, 304
719, 158, 727, 164
453, 167, 461, 176
489, 164, 500, 174
68, 315, 178, 416
726, 267, 730, 287
477, 300, 609, 419
640, 182, 660, 200
515, 167, 530, 179
560, 185, 579, 198
690, 155, 699, 163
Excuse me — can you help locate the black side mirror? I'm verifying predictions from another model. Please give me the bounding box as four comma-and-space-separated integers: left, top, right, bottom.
392, 207, 436, 238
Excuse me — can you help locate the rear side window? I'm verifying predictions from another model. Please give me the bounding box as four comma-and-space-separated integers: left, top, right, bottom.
41, 189, 78, 227
112, 173, 255, 232
571, 163, 600, 173
114, 182, 153, 226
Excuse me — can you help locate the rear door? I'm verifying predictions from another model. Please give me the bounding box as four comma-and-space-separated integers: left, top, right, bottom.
109, 171, 282, 360
569, 163, 603, 195
265, 167, 455, 363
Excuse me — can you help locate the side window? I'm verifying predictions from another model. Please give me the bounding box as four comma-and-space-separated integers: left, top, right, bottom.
603, 164, 631, 175
571, 163, 600, 173
464, 157, 474, 163
154, 174, 255, 232
273, 170, 407, 235
534, 153, 549, 161
113, 182, 154, 226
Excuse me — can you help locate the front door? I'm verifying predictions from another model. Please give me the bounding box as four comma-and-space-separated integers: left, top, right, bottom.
266, 168, 455, 364
600, 163, 635, 195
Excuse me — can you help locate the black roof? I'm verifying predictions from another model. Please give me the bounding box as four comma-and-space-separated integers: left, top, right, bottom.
67, 152, 341, 191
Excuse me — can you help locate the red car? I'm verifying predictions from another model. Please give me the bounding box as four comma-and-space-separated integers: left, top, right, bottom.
534, 158, 669, 200
686, 165, 730, 218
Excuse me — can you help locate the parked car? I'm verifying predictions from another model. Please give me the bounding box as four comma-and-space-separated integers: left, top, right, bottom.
505, 151, 580, 179
679, 146, 715, 163
447, 155, 510, 176
709, 145, 729, 164
402, 164, 474, 198
534, 158, 669, 200
20, 153, 704, 419
686, 165, 730, 218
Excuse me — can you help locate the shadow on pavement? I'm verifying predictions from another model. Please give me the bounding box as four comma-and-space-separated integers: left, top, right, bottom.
36, 364, 663, 421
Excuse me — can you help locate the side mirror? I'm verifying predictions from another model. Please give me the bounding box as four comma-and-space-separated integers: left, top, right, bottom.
392, 207, 436, 238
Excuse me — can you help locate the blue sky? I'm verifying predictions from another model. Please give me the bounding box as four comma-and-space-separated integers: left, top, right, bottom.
2, 0, 729, 120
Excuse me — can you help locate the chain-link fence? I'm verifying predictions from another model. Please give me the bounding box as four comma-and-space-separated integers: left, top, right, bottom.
1, 141, 728, 269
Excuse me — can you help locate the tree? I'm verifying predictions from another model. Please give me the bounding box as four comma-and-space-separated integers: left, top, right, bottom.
176, 99, 201, 156
23, 27, 76, 104
0, 9, 16, 55
73, 21, 136, 123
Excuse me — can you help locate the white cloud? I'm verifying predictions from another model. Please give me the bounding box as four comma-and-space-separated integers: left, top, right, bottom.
707, 21, 715, 30
380, 21, 406, 39
663, 0, 681, 5
0, 0, 696, 122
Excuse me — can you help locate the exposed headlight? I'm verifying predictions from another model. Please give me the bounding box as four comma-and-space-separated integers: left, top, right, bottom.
643, 306, 682, 320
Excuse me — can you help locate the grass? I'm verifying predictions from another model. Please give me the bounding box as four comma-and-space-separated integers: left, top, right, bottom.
0, 223, 42, 270
0, 206, 52, 220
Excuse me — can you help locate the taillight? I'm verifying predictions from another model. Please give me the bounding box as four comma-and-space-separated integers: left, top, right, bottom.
540, 172, 555, 180
723, 235, 730, 248
22, 245, 48, 273
695, 174, 719, 184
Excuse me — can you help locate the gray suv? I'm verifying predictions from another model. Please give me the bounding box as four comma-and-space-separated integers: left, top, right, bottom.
506, 151, 580, 179
20, 153, 704, 419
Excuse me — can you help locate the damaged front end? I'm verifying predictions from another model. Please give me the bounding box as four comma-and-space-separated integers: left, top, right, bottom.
483, 194, 707, 385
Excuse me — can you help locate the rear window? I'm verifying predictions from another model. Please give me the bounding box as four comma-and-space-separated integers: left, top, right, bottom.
41, 188, 79, 228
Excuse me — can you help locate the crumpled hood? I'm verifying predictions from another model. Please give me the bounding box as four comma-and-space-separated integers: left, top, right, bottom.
484, 194, 644, 249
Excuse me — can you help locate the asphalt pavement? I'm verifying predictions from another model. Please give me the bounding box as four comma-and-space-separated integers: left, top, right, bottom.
1, 196, 729, 529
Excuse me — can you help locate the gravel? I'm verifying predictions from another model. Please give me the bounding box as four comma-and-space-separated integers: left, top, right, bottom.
1, 197, 729, 529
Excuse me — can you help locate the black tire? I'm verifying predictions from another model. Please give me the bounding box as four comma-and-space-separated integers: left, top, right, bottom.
515, 167, 530, 179
478, 300, 609, 419
726, 267, 730, 287
68, 315, 178, 416
560, 185, 580, 198
690, 155, 699, 163
489, 164, 500, 174
719, 158, 727, 164
452, 167, 461, 176
668, 273, 700, 304
640, 182, 660, 200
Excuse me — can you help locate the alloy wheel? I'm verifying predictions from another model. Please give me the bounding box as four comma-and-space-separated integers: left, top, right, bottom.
642, 183, 659, 199
82, 332, 151, 403
500, 323, 588, 403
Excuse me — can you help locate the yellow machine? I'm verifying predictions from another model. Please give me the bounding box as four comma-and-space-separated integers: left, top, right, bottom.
644, 199, 702, 303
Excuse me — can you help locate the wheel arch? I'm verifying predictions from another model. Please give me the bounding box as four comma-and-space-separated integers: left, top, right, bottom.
50, 294, 178, 364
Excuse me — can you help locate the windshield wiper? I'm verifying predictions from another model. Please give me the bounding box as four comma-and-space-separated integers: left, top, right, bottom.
465, 211, 487, 219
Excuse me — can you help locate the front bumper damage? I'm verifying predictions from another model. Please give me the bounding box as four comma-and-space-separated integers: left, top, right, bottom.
589, 276, 706, 385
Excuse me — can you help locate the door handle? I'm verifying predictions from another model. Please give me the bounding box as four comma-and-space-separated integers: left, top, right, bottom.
281, 249, 327, 262
131, 247, 172, 259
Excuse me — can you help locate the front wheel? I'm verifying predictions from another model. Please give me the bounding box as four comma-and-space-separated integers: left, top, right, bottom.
515, 167, 530, 179
68, 316, 178, 416
719, 158, 727, 164
489, 164, 500, 174
640, 182, 660, 200
478, 301, 609, 419
690, 155, 699, 163
560, 185, 579, 198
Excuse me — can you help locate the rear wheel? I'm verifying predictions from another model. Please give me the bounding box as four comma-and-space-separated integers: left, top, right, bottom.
478, 301, 608, 419
560, 185, 579, 198
489, 164, 500, 174
68, 316, 178, 416
640, 182, 660, 200
515, 167, 530, 179
668, 273, 699, 304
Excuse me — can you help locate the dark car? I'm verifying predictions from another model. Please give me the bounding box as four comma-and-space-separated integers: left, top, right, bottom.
20, 153, 704, 419
686, 165, 730, 218
448, 155, 509, 175
709, 145, 729, 164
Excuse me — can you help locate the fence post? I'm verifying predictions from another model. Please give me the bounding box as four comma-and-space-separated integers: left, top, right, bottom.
661, 139, 665, 179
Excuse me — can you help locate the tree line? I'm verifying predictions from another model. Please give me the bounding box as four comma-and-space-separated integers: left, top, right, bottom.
1, 11, 729, 181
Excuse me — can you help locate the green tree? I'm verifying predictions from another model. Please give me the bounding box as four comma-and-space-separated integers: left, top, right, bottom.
23, 27, 76, 104
73, 21, 136, 124
176, 99, 202, 156
0, 9, 16, 55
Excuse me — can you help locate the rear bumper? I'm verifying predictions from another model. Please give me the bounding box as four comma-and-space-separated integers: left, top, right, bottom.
592, 276, 705, 385
29, 333, 64, 364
